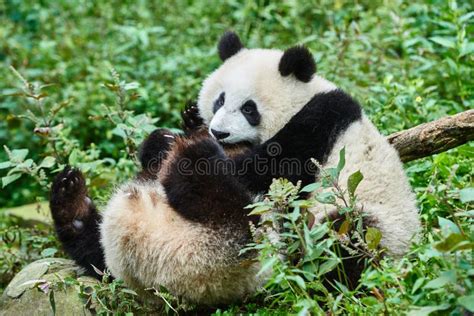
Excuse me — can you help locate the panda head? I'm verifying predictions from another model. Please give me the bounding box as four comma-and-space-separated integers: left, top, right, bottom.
198, 31, 337, 145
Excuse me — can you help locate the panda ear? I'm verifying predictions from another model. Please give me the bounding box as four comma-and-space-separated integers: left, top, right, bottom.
218, 31, 244, 61
278, 46, 316, 83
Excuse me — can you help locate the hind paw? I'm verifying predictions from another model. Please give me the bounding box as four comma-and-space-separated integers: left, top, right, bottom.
50, 167, 91, 225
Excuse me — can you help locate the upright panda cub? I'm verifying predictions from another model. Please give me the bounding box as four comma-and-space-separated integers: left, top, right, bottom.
50, 32, 420, 305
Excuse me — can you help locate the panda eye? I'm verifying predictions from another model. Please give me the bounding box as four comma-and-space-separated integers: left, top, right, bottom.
241, 100, 261, 126
241, 100, 256, 114
213, 92, 225, 113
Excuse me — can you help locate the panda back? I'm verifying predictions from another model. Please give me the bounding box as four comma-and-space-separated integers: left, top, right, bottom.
314, 115, 420, 256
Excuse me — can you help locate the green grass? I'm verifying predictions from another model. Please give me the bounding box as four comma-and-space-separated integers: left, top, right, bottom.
0, 0, 473, 314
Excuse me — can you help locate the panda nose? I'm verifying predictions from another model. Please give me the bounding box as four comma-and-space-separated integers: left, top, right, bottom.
211, 129, 230, 140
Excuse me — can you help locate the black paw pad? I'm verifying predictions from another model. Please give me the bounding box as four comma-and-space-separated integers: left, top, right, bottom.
50, 166, 89, 225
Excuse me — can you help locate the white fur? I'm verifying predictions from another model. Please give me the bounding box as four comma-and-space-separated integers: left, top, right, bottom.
311, 115, 420, 255
101, 181, 264, 305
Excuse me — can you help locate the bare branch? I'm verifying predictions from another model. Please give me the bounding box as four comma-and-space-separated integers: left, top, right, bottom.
387, 110, 474, 162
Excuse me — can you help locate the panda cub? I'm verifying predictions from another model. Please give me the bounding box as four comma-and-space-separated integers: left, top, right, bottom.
50, 32, 420, 305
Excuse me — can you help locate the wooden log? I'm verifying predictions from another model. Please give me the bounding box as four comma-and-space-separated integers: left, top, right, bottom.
387, 109, 474, 162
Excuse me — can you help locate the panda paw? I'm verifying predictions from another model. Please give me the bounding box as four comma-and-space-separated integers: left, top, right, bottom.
179, 136, 225, 165
162, 136, 226, 183
139, 128, 177, 174
181, 102, 204, 135
50, 167, 91, 227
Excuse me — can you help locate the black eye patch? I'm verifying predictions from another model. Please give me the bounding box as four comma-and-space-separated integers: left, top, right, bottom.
213, 92, 225, 113
240, 100, 261, 126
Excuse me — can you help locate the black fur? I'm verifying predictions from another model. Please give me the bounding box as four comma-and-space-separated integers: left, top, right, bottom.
161, 136, 258, 231
213, 92, 225, 114
138, 103, 204, 180
138, 128, 177, 179
278, 46, 316, 83
218, 31, 244, 61
241, 100, 261, 126
181, 102, 205, 136
236, 89, 362, 194
49, 167, 106, 277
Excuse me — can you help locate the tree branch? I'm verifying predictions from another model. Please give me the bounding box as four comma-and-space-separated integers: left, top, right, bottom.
387, 109, 474, 162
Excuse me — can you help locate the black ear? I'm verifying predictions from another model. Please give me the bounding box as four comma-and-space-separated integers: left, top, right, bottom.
218, 31, 244, 61
278, 46, 316, 83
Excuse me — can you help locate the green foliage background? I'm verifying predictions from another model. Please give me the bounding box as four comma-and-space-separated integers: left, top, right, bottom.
0, 0, 473, 314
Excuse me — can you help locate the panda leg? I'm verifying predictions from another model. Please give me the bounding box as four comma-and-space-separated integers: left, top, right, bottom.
161, 136, 257, 226
50, 167, 106, 277
319, 209, 380, 290
138, 128, 178, 180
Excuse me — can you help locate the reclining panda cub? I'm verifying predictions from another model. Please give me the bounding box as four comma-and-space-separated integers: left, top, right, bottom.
50, 32, 420, 306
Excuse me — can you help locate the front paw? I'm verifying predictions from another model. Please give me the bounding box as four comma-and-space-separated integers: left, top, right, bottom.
50, 167, 91, 225
177, 136, 225, 164
160, 136, 226, 182
139, 128, 177, 174
181, 102, 204, 135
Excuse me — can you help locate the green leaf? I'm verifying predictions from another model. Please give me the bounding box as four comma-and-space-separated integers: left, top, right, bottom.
459, 11, 474, 23
248, 204, 271, 216
2, 174, 22, 188
10, 149, 29, 162
347, 170, 364, 197
300, 182, 321, 193
338, 219, 351, 235
424, 270, 456, 289
438, 217, 460, 234
460, 42, 474, 57
434, 233, 468, 252
336, 147, 346, 174
365, 227, 382, 250
287, 275, 306, 290
407, 304, 450, 316
111, 126, 127, 139
123, 82, 139, 90
411, 277, 425, 294
0, 161, 12, 169
318, 258, 339, 276
459, 187, 474, 203
430, 36, 456, 48
257, 256, 278, 276
41, 248, 58, 257
49, 290, 56, 315
310, 223, 329, 241
458, 295, 474, 312
121, 288, 138, 296
361, 296, 379, 307
68, 149, 79, 165
39, 156, 56, 169
315, 192, 336, 204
